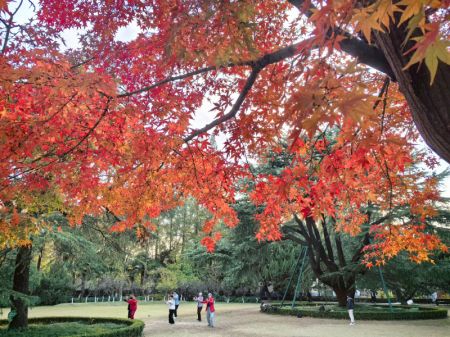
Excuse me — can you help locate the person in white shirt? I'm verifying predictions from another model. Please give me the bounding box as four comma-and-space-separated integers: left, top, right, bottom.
431, 292, 438, 305
166, 294, 176, 324
173, 291, 180, 317
194, 292, 204, 321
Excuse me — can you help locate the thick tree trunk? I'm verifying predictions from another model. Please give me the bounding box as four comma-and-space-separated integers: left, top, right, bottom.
287, 0, 450, 163
333, 286, 348, 307
318, 274, 355, 307
9, 245, 32, 330
374, 27, 450, 163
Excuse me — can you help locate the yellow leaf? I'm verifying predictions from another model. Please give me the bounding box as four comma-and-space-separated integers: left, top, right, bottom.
403, 12, 424, 46
425, 47, 438, 84
375, 0, 401, 30
397, 0, 423, 26
434, 39, 450, 64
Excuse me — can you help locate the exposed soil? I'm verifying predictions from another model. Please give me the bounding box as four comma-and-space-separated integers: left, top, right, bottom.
142, 304, 450, 337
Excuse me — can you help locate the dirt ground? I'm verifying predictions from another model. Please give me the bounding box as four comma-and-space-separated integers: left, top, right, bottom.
143, 304, 450, 337
1, 302, 448, 337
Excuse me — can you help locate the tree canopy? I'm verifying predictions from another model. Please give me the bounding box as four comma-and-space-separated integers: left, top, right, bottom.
1, 0, 449, 262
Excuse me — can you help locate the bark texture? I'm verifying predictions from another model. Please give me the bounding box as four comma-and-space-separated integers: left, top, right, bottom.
374, 28, 450, 163
287, 0, 450, 163
9, 245, 32, 330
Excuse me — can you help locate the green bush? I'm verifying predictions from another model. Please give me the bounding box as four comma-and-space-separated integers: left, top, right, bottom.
260, 303, 448, 320
34, 271, 74, 305
0, 317, 144, 337
215, 295, 260, 303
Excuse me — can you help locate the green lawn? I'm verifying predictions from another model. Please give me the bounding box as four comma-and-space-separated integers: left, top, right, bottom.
0, 301, 257, 320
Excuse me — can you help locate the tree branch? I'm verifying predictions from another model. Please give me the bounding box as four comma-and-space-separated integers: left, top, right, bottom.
117, 43, 301, 144
3, 99, 112, 184
293, 213, 311, 242
281, 223, 308, 245
117, 43, 300, 100
321, 217, 335, 262
117, 66, 216, 98
1, 0, 24, 54
335, 233, 347, 267
287, 0, 395, 80
183, 66, 261, 142
306, 216, 339, 271
351, 232, 371, 263
59, 98, 111, 160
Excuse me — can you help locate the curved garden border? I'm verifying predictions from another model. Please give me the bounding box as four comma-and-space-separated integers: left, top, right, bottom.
260, 303, 448, 320
0, 316, 144, 337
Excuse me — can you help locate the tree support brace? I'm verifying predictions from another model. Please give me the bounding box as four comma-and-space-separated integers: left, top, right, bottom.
280, 246, 308, 307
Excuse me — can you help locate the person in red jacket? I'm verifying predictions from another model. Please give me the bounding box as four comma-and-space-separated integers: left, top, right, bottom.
202, 293, 215, 327
125, 295, 138, 319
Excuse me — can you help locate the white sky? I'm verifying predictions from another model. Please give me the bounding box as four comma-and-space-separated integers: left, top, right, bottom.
9, 2, 450, 198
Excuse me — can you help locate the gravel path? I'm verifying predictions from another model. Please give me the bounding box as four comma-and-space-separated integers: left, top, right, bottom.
143, 305, 450, 337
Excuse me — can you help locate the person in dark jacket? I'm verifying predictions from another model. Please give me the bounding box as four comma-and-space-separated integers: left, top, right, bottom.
370, 290, 377, 303
347, 295, 355, 325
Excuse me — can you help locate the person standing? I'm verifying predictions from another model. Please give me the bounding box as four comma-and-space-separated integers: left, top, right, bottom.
173, 291, 180, 317
431, 292, 438, 305
347, 295, 355, 326
307, 291, 312, 302
203, 293, 215, 328
370, 290, 377, 303
124, 295, 138, 319
194, 292, 204, 321
166, 294, 176, 324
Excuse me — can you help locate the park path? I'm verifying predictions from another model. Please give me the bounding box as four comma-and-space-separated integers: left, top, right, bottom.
142, 305, 450, 337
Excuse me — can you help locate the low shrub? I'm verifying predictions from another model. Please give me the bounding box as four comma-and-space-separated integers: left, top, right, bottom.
215, 295, 259, 303
260, 303, 448, 320
0, 316, 144, 337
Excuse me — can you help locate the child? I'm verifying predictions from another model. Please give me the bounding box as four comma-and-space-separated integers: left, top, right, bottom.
203, 293, 215, 328
166, 294, 176, 324
125, 295, 138, 319
347, 295, 355, 326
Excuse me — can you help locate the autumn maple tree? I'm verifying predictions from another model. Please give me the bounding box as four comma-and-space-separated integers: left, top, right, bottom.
0, 0, 449, 327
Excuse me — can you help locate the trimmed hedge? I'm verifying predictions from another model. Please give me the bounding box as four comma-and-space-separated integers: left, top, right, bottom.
260, 303, 448, 320
215, 296, 260, 303
0, 317, 144, 337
